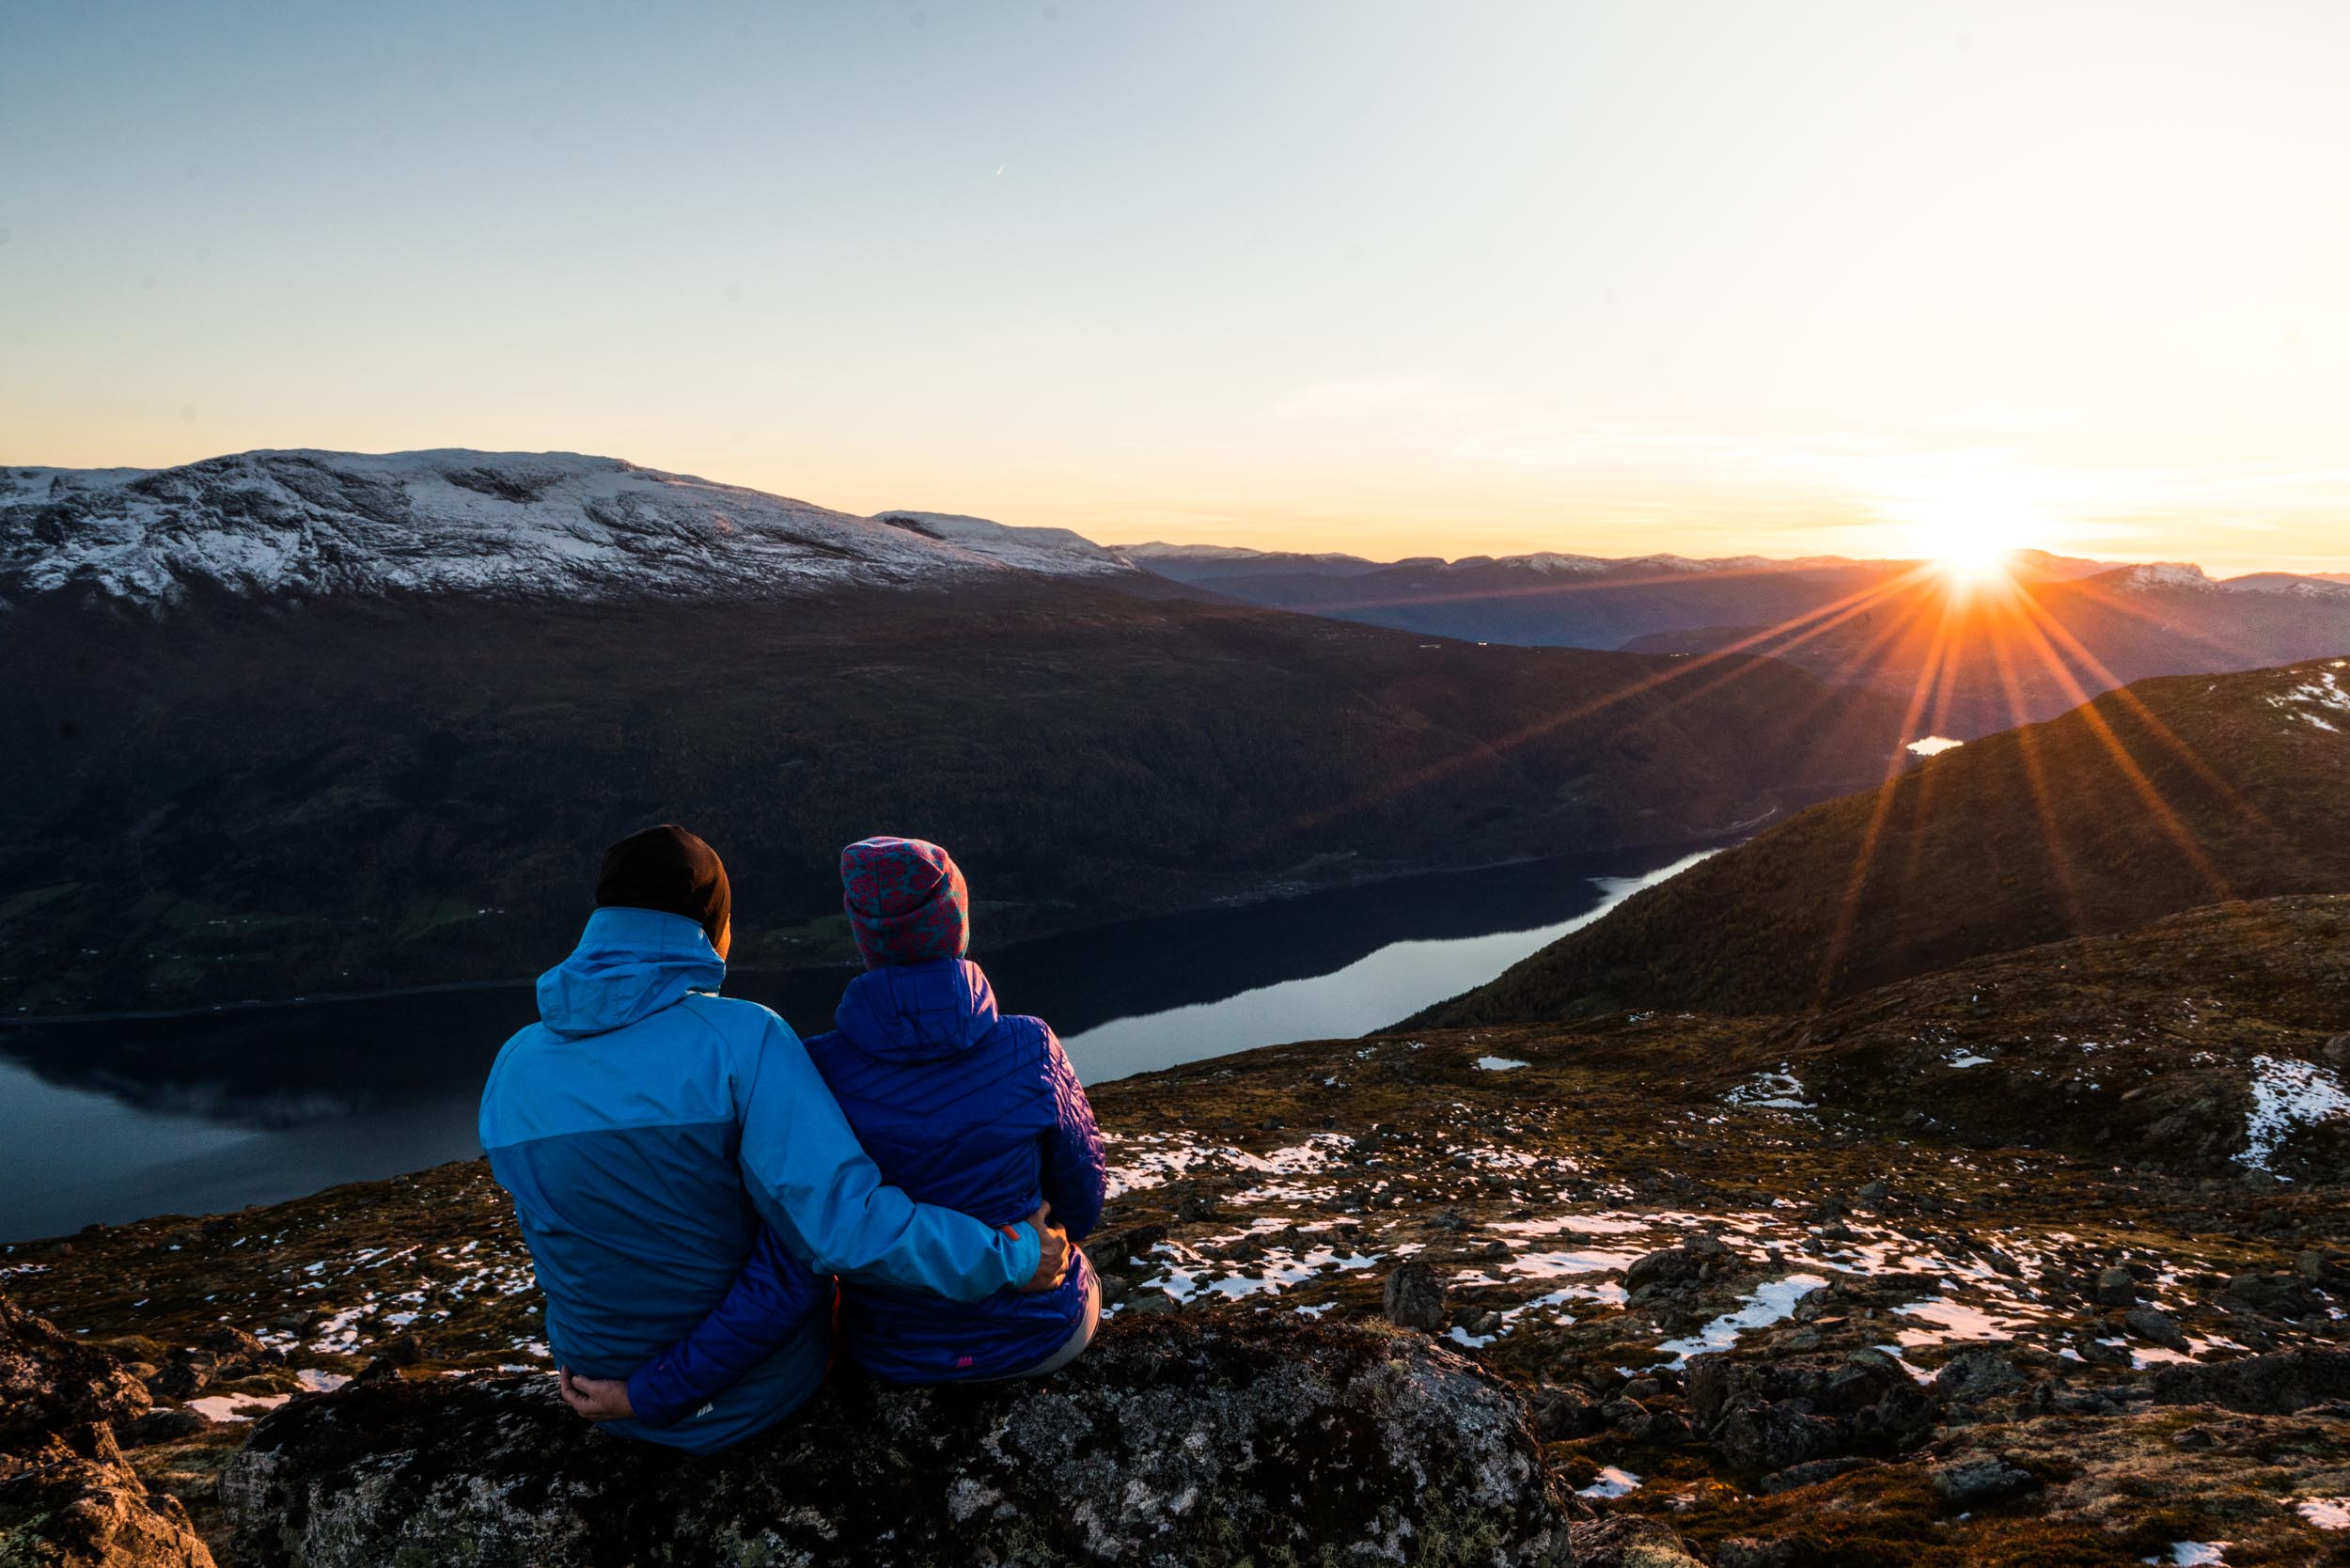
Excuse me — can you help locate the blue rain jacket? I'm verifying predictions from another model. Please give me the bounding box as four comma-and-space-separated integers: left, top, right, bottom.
639, 957, 1105, 1389
478, 908, 1041, 1452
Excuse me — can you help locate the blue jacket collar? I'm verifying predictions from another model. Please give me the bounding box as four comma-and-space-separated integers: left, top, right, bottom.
834, 958, 1001, 1062
536, 906, 725, 1039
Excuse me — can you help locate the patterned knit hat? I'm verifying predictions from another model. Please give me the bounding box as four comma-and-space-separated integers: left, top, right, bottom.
840, 837, 970, 968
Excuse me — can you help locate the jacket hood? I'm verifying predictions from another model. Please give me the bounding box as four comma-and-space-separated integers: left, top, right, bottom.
537, 906, 726, 1038
833, 958, 1002, 1063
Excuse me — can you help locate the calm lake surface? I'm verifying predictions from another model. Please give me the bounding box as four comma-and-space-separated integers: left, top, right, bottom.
0, 846, 1710, 1241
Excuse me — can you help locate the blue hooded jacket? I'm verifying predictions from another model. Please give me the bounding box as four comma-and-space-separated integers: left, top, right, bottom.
634, 957, 1105, 1389
478, 908, 1042, 1453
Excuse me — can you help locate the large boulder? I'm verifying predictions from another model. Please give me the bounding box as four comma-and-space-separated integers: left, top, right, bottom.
0, 1291, 215, 1568
1685, 1349, 1935, 1474
0, 1291, 153, 1445
0, 1426, 215, 1568
2151, 1348, 2350, 1414
223, 1314, 1572, 1567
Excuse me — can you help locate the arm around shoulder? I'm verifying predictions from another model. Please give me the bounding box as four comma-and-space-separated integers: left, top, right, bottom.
733, 1011, 1041, 1300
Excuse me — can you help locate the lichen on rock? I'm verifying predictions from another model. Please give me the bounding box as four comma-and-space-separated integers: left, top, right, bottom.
220, 1313, 1571, 1567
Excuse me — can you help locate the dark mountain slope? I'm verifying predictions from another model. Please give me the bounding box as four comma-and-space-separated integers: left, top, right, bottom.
1414, 658, 2350, 1023
1772, 892, 2350, 1175
0, 576, 1904, 1013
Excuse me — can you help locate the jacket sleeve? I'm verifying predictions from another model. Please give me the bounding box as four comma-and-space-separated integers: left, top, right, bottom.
623, 1226, 826, 1430
1037, 1026, 1107, 1243
733, 1013, 1042, 1300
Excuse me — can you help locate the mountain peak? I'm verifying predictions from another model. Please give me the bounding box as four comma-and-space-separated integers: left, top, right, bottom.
0, 449, 1135, 607
2107, 561, 2215, 591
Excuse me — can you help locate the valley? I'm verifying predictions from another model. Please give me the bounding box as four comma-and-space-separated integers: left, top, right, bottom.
2, 451, 2345, 1568
0, 451, 1904, 1016
0, 844, 1705, 1242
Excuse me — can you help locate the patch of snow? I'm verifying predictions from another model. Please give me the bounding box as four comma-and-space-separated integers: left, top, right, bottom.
2235, 1056, 2350, 1171
1890, 1296, 2034, 1347
1725, 1069, 1814, 1111
1575, 1466, 1642, 1499
307, 1303, 371, 1354
1907, 735, 1964, 757
1494, 1213, 1653, 1237
1947, 1053, 1995, 1069
1657, 1273, 1829, 1363
2145, 1544, 2229, 1566
186, 1392, 292, 1422
1475, 1057, 1531, 1072
2266, 667, 2350, 735
1146, 1241, 1383, 1306
294, 1368, 351, 1392
2295, 1497, 2350, 1529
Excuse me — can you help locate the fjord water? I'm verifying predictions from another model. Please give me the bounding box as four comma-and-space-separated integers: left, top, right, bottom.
0, 847, 1709, 1241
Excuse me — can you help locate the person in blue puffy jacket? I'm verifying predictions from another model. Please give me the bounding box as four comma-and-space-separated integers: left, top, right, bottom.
596, 835, 1108, 1402
478, 825, 1071, 1454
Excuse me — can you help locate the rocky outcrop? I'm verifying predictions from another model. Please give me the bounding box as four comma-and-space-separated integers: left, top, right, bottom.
1684, 1349, 1935, 1474
2151, 1347, 2350, 1414
0, 1291, 215, 1567
222, 1314, 1571, 1567
1383, 1262, 1448, 1330
0, 1293, 154, 1445
1622, 1233, 1744, 1297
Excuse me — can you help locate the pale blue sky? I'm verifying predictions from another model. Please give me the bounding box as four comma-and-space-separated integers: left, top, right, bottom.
6, 1, 2348, 568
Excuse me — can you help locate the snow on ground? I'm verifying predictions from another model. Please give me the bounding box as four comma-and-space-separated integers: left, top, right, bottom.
2296, 1498, 2350, 1529
1102, 1134, 1221, 1199
1655, 1274, 1830, 1363
1575, 1466, 1642, 1499
2266, 666, 2350, 734
2146, 1544, 2230, 1566
1724, 1070, 1814, 1111
2236, 1056, 2350, 1172
186, 1392, 293, 1422
1134, 1238, 1384, 1308
1475, 1057, 1531, 1072
1889, 1294, 2039, 1348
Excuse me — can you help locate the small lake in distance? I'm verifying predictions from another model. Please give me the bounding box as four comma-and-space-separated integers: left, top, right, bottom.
0, 845, 1712, 1242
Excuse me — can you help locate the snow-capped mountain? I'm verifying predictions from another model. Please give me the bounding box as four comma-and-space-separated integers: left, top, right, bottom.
2219, 572, 2350, 601
2104, 561, 2217, 591
870, 510, 1134, 579
0, 450, 1137, 607
2098, 561, 2350, 599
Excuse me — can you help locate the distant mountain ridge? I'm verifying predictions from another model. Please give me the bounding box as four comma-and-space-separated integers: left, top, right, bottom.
1126, 540, 2350, 739
0, 449, 1138, 607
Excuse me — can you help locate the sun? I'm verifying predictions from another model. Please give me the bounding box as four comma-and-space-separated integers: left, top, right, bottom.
1897, 509, 2035, 588
1922, 528, 2021, 587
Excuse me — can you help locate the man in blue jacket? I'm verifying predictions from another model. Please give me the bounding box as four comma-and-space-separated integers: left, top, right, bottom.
478, 824, 1069, 1453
